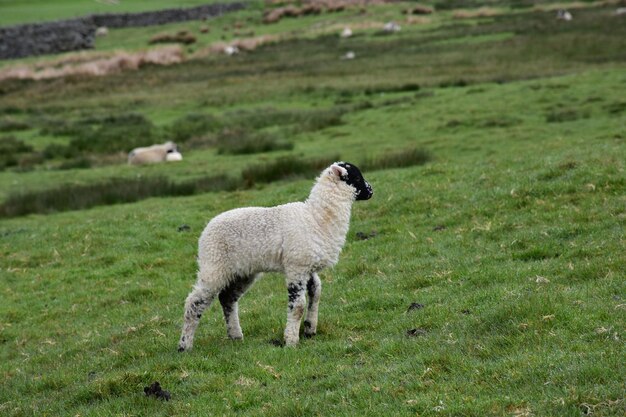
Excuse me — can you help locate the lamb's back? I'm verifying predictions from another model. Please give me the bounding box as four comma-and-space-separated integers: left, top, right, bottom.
198, 204, 310, 274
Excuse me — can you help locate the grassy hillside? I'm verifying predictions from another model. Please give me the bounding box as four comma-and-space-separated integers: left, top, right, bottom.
0, 0, 239, 26
1, 1, 625, 416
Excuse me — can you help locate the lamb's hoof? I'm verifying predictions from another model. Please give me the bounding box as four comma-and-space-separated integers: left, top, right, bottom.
284, 339, 299, 347
177, 346, 186, 352
303, 320, 316, 338
228, 333, 244, 341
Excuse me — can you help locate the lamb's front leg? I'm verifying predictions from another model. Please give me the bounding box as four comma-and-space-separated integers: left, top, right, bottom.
284, 278, 307, 347
304, 273, 321, 338
179, 284, 216, 352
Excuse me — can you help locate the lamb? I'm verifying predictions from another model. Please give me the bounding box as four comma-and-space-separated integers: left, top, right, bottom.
128, 141, 178, 165
178, 162, 373, 351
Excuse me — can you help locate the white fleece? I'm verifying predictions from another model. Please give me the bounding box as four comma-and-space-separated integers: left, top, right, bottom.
198, 169, 353, 280
128, 141, 177, 165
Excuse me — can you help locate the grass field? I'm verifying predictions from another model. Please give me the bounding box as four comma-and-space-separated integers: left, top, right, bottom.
0, 0, 242, 26
1, 1, 625, 416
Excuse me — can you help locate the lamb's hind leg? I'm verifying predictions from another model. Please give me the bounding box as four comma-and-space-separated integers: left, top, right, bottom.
284, 275, 308, 347
178, 283, 217, 352
304, 273, 321, 338
218, 274, 258, 340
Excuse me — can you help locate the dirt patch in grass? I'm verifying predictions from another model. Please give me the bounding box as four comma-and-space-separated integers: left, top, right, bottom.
355, 230, 378, 240
407, 302, 425, 312
406, 328, 428, 337
144, 382, 170, 401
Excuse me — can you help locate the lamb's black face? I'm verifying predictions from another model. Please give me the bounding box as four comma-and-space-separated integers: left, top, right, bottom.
337, 162, 373, 201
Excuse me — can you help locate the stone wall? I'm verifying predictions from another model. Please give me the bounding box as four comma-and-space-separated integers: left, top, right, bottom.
0, 19, 96, 60
0, 2, 247, 60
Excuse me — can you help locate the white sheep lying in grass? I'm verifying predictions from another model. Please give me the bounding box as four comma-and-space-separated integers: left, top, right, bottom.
178, 162, 373, 351
128, 141, 178, 165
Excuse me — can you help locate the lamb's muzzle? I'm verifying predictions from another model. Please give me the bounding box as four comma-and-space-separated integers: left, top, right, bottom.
178, 162, 372, 351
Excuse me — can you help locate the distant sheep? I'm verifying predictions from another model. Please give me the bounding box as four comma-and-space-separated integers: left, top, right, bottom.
224, 45, 240, 56
340, 27, 353, 38
556, 9, 572, 21
128, 141, 178, 165
178, 162, 373, 351
342, 51, 356, 60
95, 27, 109, 37
383, 21, 401, 33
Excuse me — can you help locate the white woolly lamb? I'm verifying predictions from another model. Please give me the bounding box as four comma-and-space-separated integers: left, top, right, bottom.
178, 162, 373, 351
128, 141, 178, 165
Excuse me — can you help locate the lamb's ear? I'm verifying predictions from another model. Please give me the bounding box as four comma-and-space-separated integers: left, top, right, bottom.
330, 164, 348, 179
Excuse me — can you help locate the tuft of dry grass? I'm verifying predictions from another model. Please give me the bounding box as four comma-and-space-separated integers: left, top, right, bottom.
402, 5, 434, 15
195, 34, 281, 57
532, 0, 623, 13
262, 0, 392, 24
149, 30, 197, 45
0, 46, 184, 81
405, 16, 431, 25
452, 7, 501, 19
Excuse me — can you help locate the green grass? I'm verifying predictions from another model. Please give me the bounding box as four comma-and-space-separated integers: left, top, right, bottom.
0, 147, 428, 217
0, 0, 242, 26
1, 1, 625, 416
